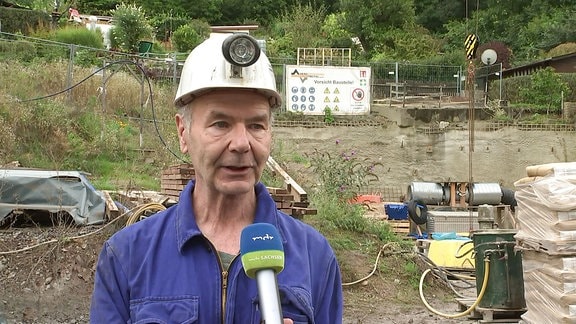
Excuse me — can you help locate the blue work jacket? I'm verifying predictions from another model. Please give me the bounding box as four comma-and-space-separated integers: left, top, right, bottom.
90, 181, 343, 323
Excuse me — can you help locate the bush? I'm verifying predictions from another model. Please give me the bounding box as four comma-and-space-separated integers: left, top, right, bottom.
307, 139, 381, 201
0, 7, 50, 34
111, 3, 153, 53
171, 20, 211, 53
0, 40, 38, 62
51, 27, 104, 49
519, 67, 570, 114
149, 13, 190, 42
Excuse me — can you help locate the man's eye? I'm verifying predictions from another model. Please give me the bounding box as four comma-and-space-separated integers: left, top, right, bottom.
212, 121, 228, 128
250, 124, 266, 130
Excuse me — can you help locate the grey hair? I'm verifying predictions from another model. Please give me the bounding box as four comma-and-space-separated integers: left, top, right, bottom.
178, 105, 193, 129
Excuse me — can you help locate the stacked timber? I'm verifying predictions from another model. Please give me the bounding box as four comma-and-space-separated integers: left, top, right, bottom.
514, 162, 576, 324
160, 163, 316, 219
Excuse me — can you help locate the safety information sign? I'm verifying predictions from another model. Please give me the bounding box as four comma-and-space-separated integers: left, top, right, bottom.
285, 65, 371, 115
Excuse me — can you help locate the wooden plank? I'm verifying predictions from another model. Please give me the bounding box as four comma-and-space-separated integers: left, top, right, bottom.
267, 187, 290, 194
292, 206, 317, 215
291, 201, 310, 208
271, 193, 296, 202
102, 190, 120, 220
386, 220, 410, 234
266, 156, 308, 202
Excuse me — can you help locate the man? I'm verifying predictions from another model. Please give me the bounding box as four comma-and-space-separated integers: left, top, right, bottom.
90, 32, 343, 323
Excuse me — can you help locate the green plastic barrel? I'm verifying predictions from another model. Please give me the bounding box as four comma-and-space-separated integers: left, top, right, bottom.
472, 229, 526, 310
138, 41, 153, 56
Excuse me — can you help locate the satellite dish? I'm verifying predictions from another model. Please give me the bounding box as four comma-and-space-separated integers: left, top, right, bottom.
481, 49, 497, 65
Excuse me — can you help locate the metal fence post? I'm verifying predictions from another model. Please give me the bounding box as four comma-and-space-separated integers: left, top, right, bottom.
172, 53, 179, 86
499, 62, 503, 104
66, 44, 76, 102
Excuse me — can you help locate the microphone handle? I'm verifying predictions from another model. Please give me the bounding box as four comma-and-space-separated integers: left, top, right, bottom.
255, 269, 283, 324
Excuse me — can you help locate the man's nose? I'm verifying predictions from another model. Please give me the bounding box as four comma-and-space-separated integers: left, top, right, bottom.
228, 125, 251, 152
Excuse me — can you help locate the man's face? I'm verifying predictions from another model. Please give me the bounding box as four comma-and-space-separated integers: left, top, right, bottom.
176, 89, 272, 196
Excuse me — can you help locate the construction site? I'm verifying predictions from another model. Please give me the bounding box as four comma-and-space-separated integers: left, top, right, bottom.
1, 30, 576, 323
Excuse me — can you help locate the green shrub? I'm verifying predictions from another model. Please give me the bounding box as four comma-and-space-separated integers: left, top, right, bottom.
519, 67, 570, 114
323, 107, 335, 124
51, 27, 104, 49
307, 139, 381, 201
149, 13, 190, 42
0, 40, 37, 62
0, 7, 50, 34
171, 20, 211, 53
111, 3, 153, 53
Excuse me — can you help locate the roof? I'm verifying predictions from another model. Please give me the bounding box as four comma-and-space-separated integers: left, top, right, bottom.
500, 51, 576, 78
210, 25, 259, 33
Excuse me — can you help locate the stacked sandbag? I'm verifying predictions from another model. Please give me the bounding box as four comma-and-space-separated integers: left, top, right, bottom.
514, 162, 576, 324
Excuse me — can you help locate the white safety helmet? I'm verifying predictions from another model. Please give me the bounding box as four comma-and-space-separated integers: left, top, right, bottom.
174, 33, 282, 109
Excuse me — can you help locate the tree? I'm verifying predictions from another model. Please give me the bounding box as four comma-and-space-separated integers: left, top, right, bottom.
149, 12, 190, 43
370, 25, 442, 62
267, 4, 328, 58
171, 19, 211, 53
516, 7, 576, 61
75, 0, 117, 15
111, 3, 153, 53
321, 13, 355, 49
218, 0, 287, 26
476, 41, 512, 69
415, 0, 467, 34
171, 0, 222, 23
339, 0, 416, 55
441, 1, 576, 65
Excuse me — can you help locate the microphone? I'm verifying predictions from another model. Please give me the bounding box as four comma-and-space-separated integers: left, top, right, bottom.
240, 223, 285, 324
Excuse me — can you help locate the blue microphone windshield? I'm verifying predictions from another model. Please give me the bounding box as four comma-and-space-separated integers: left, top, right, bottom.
240, 223, 285, 278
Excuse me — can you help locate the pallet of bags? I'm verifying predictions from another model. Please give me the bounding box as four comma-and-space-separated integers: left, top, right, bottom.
514, 162, 576, 324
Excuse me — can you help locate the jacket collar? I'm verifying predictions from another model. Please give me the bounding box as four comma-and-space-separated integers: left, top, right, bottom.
175, 180, 284, 252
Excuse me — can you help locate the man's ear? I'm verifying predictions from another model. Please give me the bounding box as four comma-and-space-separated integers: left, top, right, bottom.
175, 114, 188, 154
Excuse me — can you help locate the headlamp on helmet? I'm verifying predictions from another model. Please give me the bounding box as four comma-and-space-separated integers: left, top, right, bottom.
222, 34, 261, 67
174, 32, 282, 109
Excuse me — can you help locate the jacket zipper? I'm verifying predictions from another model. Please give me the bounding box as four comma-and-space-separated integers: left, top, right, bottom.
221, 269, 228, 324
207, 239, 238, 324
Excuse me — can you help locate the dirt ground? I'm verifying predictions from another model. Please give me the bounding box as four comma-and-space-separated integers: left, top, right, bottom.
0, 221, 480, 324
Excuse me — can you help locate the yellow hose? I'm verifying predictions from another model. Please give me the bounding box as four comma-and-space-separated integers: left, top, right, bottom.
125, 203, 167, 226
419, 258, 490, 319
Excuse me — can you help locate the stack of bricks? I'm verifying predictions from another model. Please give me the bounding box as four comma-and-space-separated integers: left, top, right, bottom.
267, 187, 316, 220
160, 164, 317, 219
160, 163, 195, 201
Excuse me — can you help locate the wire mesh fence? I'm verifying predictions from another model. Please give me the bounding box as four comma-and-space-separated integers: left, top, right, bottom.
0, 32, 467, 108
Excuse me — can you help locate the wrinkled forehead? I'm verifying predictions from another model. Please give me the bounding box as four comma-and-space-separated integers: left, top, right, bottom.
182, 89, 274, 119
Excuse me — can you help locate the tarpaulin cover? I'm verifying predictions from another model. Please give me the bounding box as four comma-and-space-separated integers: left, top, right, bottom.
0, 169, 106, 225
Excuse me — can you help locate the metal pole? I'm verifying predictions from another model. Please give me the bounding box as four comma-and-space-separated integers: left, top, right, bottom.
395, 62, 399, 98
499, 62, 503, 105
172, 53, 178, 86
101, 60, 107, 141
140, 66, 145, 149
66, 44, 75, 102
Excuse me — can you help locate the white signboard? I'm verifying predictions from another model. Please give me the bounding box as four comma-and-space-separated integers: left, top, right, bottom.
285, 65, 371, 115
